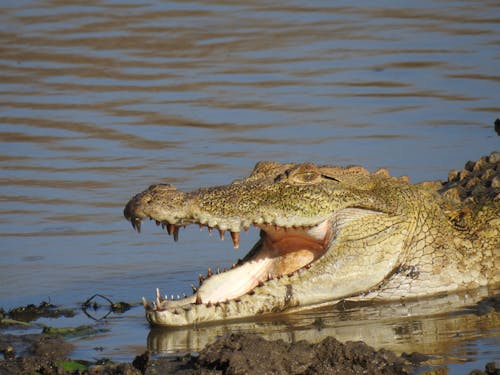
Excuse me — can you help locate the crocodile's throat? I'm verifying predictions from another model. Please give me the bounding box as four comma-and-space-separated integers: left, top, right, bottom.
144, 218, 334, 313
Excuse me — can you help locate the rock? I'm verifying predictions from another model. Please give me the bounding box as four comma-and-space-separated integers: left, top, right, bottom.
465, 160, 476, 172
489, 151, 500, 164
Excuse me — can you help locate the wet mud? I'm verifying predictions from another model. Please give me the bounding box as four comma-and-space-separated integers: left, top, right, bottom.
1, 299, 499, 374
1, 331, 499, 375
0, 331, 417, 375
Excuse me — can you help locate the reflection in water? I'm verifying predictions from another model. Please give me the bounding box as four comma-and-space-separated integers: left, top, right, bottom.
147, 288, 499, 367
0, 0, 499, 370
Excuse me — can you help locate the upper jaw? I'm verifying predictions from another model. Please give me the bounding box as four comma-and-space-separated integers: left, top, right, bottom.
124, 183, 331, 249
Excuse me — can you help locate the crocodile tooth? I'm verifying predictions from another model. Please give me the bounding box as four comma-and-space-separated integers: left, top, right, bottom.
156, 288, 164, 303
167, 223, 174, 235
206, 301, 212, 307
195, 293, 202, 305
131, 218, 141, 233
191, 285, 197, 293
198, 274, 204, 285
142, 297, 151, 311
208, 226, 213, 236
173, 226, 179, 242
230, 231, 240, 249
207, 268, 212, 278
155, 220, 160, 226
218, 229, 225, 240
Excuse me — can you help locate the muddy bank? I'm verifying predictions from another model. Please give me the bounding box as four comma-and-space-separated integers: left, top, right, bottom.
1, 299, 499, 374
1, 331, 499, 375
0, 331, 417, 374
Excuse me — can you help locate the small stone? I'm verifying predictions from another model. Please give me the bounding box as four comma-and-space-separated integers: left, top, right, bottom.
465, 160, 475, 172
489, 151, 500, 164
132, 351, 150, 373
473, 158, 487, 173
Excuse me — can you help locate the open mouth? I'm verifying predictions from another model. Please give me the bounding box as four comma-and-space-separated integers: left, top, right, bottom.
133, 217, 334, 313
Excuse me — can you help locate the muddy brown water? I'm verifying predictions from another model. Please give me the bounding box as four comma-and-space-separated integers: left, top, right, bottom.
0, 1, 499, 373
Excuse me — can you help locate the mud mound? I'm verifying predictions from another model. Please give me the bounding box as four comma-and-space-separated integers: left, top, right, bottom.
196, 333, 414, 375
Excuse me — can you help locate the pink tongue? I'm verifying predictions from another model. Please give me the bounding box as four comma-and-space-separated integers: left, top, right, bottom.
198, 258, 273, 303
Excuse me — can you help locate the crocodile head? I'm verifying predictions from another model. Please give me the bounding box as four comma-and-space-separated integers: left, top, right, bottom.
123, 161, 435, 326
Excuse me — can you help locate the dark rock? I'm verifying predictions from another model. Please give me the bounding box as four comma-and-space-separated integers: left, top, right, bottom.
132, 350, 150, 373
465, 161, 476, 172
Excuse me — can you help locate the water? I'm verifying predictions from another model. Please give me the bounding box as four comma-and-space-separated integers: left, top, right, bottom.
0, 0, 499, 372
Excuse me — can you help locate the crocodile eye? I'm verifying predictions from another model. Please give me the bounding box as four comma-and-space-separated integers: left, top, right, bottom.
288, 166, 323, 185
274, 164, 336, 185
293, 171, 321, 184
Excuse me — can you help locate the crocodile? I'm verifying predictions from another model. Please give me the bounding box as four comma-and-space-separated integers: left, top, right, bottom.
124, 153, 499, 327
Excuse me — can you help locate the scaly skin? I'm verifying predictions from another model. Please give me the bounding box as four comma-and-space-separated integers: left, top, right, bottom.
124, 153, 499, 327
